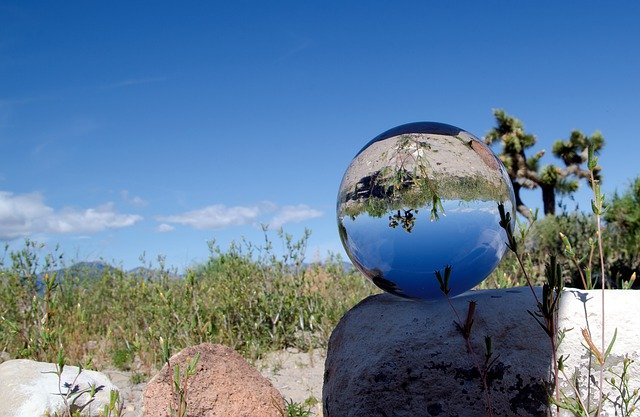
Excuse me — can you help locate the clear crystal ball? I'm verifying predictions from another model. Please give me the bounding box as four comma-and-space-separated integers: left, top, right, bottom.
337, 122, 516, 300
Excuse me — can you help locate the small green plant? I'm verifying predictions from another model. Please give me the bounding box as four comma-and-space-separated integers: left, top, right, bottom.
498, 202, 564, 409
559, 231, 594, 290
621, 272, 637, 290
588, 144, 609, 416
553, 356, 587, 416
303, 396, 319, 408
160, 336, 201, 417
110, 348, 132, 371
285, 399, 313, 417
607, 356, 640, 416
437, 265, 495, 417
99, 390, 124, 417
170, 353, 200, 417
130, 371, 147, 384
44, 351, 105, 417
274, 398, 313, 417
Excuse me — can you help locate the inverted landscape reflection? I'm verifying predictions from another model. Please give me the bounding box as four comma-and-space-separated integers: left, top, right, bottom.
341, 199, 511, 299
337, 122, 516, 300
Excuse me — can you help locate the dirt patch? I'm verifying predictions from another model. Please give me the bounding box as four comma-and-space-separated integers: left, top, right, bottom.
257, 348, 325, 416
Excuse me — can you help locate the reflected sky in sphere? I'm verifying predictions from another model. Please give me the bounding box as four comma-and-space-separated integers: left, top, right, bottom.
337, 122, 516, 300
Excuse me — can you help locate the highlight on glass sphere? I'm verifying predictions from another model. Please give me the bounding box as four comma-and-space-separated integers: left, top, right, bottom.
337, 122, 516, 300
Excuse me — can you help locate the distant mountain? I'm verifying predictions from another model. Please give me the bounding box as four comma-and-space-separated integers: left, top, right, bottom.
58, 261, 119, 280
44, 261, 181, 283
127, 266, 156, 279
127, 266, 182, 281
39, 259, 348, 286
39, 261, 116, 283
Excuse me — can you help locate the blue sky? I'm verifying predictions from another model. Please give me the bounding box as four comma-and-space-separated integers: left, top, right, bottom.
1, 2, 639, 271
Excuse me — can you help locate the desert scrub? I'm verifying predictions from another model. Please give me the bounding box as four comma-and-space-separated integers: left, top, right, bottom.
0, 229, 376, 369
0, 239, 65, 361
481, 176, 640, 291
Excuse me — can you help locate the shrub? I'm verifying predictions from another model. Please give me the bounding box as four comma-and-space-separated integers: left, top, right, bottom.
0, 229, 376, 369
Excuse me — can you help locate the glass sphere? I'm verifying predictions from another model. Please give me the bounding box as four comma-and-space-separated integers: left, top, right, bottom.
337, 122, 516, 300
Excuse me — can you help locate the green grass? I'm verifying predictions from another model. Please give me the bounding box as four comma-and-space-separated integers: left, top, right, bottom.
284, 398, 313, 417
0, 206, 637, 373
0, 230, 377, 370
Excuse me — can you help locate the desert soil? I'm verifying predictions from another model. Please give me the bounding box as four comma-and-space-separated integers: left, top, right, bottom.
105, 348, 326, 417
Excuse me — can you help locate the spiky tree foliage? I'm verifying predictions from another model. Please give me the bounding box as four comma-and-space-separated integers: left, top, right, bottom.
485, 109, 604, 218
605, 177, 640, 258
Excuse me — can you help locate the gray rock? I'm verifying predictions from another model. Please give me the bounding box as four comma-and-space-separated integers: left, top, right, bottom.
324, 287, 640, 417
0, 359, 119, 417
323, 287, 551, 417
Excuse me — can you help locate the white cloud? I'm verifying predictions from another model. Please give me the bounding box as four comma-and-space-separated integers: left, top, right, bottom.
156, 223, 175, 233
157, 202, 323, 231
157, 204, 260, 230
0, 191, 142, 240
259, 200, 279, 213
50, 203, 141, 233
130, 196, 147, 207
268, 204, 323, 229
121, 190, 148, 207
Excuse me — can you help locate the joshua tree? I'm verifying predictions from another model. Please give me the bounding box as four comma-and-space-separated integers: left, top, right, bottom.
485, 109, 604, 218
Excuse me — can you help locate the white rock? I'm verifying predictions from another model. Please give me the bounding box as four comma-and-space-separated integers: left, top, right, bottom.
323, 287, 640, 417
555, 289, 640, 417
0, 359, 119, 417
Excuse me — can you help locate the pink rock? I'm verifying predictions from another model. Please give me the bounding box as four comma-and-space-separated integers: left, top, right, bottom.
143, 343, 284, 417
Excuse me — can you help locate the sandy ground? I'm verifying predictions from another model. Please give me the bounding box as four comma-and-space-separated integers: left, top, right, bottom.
256, 348, 325, 417
105, 348, 326, 417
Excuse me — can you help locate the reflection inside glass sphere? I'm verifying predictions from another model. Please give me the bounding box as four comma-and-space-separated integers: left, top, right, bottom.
337, 122, 516, 300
